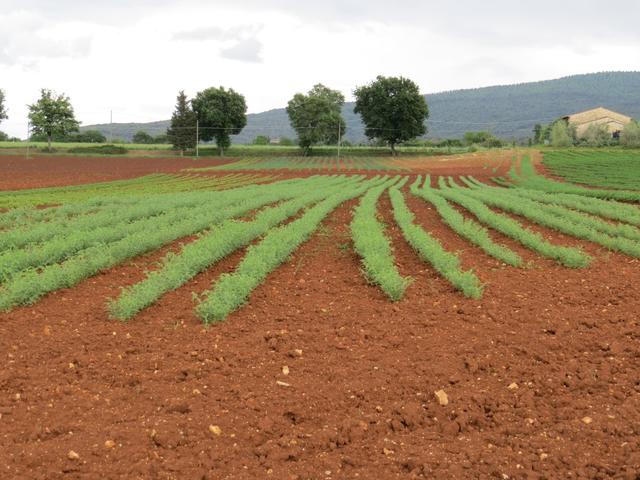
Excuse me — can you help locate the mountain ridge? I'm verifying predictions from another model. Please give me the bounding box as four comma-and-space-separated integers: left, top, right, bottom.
81, 72, 640, 143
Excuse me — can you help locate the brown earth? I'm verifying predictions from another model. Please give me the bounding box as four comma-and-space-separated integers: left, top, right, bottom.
1, 153, 639, 479
0, 154, 233, 190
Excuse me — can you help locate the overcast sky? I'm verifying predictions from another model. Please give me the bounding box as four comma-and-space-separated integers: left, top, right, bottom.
1, 0, 639, 138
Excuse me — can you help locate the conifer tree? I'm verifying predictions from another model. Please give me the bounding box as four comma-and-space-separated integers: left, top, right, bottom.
167, 90, 197, 155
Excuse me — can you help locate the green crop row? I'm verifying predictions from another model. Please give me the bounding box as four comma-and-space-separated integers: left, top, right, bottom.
0, 176, 318, 249
0, 173, 273, 209
543, 150, 640, 190
0, 177, 349, 311
436, 177, 590, 268
411, 176, 522, 266
508, 155, 640, 202
108, 176, 364, 320
465, 176, 640, 227
191, 157, 406, 172
388, 183, 483, 298
0, 178, 339, 281
451, 180, 640, 259
350, 177, 411, 301
195, 177, 385, 323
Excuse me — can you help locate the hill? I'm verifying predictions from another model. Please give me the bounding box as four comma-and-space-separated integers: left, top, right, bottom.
82, 72, 640, 143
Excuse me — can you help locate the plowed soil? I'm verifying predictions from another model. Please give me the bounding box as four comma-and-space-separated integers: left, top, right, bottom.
1, 152, 639, 479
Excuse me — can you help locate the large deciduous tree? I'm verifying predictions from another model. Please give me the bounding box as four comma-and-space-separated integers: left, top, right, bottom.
354, 76, 429, 156
286, 84, 346, 156
191, 87, 247, 156
167, 90, 197, 155
28, 89, 80, 151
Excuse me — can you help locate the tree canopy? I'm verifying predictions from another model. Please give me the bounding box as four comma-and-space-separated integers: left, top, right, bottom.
28, 89, 79, 151
286, 84, 346, 155
192, 87, 247, 155
167, 90, 197, 154
550, 121, 572, 147
354, 76, 428, 155
133, 130, 155, 144
621, 120, 640, 148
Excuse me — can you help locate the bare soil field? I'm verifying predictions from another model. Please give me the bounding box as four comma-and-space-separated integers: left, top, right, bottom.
0, 152, 639, 479
0, 155, 231, 191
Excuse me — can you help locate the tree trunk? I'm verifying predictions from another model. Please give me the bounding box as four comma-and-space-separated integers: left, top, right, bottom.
47, 133, 52, 152
390, 142, 397, 157
219, 146, 224, 156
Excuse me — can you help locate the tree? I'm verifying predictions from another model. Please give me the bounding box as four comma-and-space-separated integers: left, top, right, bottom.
167, 90, 197, 155
133, 130, 155, 144
77, 130, 107, 143
354, 76, 428, 156
0, 89, 7, 125
191, 87, 247, 156
154, 133, 169, 144
533, 124, 542, 144
286, 84, 346, 155
253, 135, 270, 145
551, 121, 573, 147
620, 120, 640, 148
28, 89, 79, 151
580, 123, 611, 147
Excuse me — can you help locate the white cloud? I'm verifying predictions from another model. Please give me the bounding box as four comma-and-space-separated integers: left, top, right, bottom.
0, 11, 92, 66
220, 37, 263, 63
1, 1, 639, 138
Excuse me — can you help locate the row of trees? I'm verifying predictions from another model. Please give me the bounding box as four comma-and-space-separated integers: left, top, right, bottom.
4, 85, 638, 153
533, 119, 640, 148
167, 76, 429, 156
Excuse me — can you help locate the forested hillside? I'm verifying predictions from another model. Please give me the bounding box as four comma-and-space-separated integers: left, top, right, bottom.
82, 72, 640, 143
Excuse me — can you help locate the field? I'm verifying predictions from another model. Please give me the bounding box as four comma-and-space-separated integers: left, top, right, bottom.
1, 149, 639, 478
543, 149, 640, 190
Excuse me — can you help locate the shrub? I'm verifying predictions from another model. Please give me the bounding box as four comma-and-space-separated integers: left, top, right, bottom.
621, 121, 640, 148
68, 144, 128, 155
551, 121, 573, 147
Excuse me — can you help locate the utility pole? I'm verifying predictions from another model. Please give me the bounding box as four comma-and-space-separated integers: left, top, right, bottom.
109, 110, 113, 143
195, 119, 199, 158
26, 120, 30, 160
337, 122, 341, 159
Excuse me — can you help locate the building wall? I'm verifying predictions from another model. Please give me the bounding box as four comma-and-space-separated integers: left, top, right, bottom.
573, 118, 627, 136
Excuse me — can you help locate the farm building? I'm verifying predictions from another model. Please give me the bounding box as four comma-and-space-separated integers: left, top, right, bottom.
563, 107, 632, 137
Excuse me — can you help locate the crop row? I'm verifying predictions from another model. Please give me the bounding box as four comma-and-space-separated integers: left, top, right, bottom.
435, 177, 591, 268
108, 176, 366, 319
350, 177, 410, 300
0, 173, 273, 209
390, 181, 484, 299
196, 177, 386, 322
507, 155, 640, 202
449, 178, 640, 259
0, 176, 353, 310
411, 176, 522, 266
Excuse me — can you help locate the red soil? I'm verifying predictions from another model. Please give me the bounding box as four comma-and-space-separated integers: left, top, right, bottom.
0, 154, 639, 479
0, 154, 234, 190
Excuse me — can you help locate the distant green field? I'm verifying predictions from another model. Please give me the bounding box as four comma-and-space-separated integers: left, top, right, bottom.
0, 141, 173, 151
543, 149, 640, 190
0, 141, 473, 158
188, 157, 409, 172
